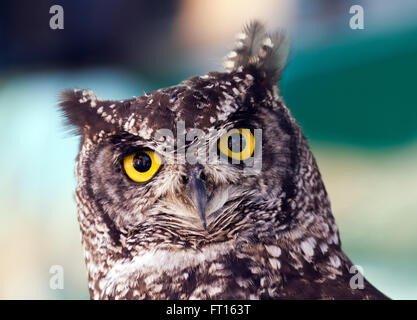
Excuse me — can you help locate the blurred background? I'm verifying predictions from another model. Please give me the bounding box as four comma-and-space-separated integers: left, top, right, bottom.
0, 0, 416, 299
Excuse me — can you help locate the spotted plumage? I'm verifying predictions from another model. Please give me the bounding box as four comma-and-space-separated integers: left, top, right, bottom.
59, 21, 388, 300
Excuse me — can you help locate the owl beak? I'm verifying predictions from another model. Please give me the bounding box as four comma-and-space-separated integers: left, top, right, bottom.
186, 166, 208, 230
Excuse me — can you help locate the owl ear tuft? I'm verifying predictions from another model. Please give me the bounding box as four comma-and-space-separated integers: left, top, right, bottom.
58, 89, 114, 137
223, 21, 290, 81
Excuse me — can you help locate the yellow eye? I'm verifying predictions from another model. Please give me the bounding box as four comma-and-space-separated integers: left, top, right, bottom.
218, 128, 255, 161
123, 150, 162, 182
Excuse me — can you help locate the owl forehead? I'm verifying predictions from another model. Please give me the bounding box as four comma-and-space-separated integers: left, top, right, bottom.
111, 70, 255, 139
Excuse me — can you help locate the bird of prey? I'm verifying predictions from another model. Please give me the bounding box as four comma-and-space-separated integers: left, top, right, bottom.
59, 21, 388, 300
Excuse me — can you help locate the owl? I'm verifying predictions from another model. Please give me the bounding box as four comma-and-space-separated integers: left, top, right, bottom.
59, 22, 388, 300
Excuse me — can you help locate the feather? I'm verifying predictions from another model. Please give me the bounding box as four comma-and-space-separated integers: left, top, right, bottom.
58, 88, 135, 137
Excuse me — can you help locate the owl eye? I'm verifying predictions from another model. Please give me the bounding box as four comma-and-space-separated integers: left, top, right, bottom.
218, 128, 255, 161
123, 150, 162, 182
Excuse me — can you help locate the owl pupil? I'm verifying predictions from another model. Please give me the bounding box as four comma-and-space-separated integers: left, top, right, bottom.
133, 153, 152, 172
228, 133, 245, 152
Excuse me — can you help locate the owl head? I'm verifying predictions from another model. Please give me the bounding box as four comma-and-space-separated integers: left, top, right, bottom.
60, 22, 338, 298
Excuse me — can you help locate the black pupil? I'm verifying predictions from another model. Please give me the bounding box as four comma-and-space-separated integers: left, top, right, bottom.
133, 153, 152, 172
228, 133, 245, 152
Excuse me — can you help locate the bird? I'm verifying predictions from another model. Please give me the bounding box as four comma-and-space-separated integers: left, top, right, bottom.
59, 21, 388, 300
